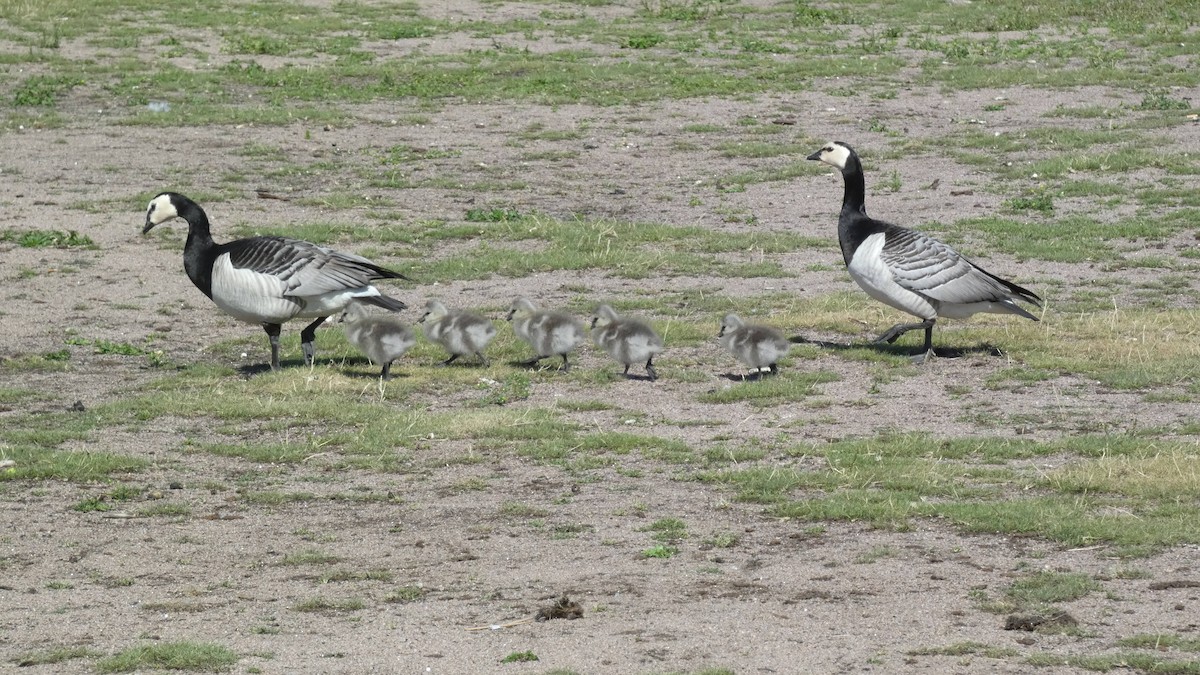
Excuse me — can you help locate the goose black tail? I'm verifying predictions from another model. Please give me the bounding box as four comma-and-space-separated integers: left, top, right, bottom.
365, 262, 412, 282
362, 294, 407, 312
975, 265, 1042, 307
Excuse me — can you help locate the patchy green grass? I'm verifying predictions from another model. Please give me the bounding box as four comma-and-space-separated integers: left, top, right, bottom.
96, 641, 238, 673
13, 646, 102, 667
0, 228, 96, 248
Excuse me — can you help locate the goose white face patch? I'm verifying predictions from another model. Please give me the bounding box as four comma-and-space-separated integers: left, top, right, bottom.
146, 194, 178, 227
819, 143, 852, 170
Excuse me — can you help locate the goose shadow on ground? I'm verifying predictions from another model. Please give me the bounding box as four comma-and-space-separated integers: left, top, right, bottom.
788, 335, 1005, 359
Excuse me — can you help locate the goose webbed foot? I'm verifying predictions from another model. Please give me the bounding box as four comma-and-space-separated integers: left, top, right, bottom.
475, 352, 491, 367
380, 361, 394, 380
559, 354, 571, 372
909, 349, 935, 365
440, 354, 460, 366
517, 355, 545, 368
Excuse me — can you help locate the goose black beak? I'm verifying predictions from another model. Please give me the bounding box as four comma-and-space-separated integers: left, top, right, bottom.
805, 150, 822, 161
142, 217, 157, 235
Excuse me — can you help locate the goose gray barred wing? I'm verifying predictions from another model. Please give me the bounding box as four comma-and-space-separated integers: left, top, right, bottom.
225, 237, 398, 297
881, 225, 1014, 304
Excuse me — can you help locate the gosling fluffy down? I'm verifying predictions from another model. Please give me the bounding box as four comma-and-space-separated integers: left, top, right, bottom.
590, 304, 664, 381
338, 300, 416, 380
718, 314, 790, 377
506, 297, 586, 371
418, 300, 496, 366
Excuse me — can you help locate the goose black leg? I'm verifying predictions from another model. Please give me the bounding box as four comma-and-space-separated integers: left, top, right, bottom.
559, 354, 571, 372
873, 318, 935, 345
518, 355, 546, 368
911, 322, 935, 364
262, 322, 282, 371
299, 317, 328, 366
873, 318, 937, 363
645, 357, 658, 382
441, 354, 460, 366
475, 352, 490, 367
622, 364, 631, 378
380, 360, 393, 380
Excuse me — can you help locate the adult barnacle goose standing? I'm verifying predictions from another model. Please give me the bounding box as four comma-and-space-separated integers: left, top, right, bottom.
506, 297, 586, 372
806, 142, 1042, 363
590, 304, 664, 381
337, 300, 416, 380
418, 299, 496, 366
718, 313, 790, 378
142, 192, 409, 371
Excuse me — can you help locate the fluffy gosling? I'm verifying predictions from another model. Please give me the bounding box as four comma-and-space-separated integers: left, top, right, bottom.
590, 304, 664, 381
718, 313, 790, 378
418, 300, 496, 366
338, 300, 416, 380
506, 297, 586, 371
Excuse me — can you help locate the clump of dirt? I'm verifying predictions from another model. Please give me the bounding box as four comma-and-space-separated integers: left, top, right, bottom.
1004, 611, 1078, 632
535, 594, 583, 622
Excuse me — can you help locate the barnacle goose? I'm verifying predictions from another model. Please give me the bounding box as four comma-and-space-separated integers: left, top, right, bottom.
718, 313, 790, 378
590, 304, 664, 381
418, 299, 496, 366
142, 192, 409, 371
806, 142, 1042, 363
505, 297, 586, 372
337, 300, 416, 380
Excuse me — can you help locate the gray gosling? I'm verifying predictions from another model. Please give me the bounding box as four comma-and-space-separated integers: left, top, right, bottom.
337, 300, 416, 380
590, 304, 664, 381
418, 299, 496, 366
506, 297, 586, 371
718, 313, 790, 378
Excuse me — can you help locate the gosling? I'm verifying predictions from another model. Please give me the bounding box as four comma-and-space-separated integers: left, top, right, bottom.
718, 313, 790, 378
337, 300, 416, 380
506, 297, 586, 371
418, 299, 496, 366
590, 304, 664, 381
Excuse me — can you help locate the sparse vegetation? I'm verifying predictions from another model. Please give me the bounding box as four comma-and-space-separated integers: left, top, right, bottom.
2, 0, 1199, 671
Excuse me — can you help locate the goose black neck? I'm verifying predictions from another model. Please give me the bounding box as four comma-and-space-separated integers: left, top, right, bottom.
836, 152, 870, 266
178, 198, 217, 299
839, 153, 867, 218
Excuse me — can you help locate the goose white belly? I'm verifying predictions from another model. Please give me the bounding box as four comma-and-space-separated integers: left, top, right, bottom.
846, 233, 937, 321
210, 253, 382, 324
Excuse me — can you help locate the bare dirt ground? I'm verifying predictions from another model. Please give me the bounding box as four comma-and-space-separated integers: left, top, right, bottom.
3, 4, 1200, 674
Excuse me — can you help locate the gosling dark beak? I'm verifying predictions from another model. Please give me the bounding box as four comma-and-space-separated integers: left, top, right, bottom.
805, 150, 822, 161
505, 311, 514, 322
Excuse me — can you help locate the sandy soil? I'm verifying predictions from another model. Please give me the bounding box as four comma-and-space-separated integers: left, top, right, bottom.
2, 4, 1200, 674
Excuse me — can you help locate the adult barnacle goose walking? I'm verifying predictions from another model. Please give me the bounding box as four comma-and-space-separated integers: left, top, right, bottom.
506, 296, 586, 372
142, 192, 409, 371
806, 142, 1042, 363
590, 304, 664, 381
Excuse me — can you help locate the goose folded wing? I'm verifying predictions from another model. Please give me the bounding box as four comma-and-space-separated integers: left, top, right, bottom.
226, 238, 389, 296
881, 226, 1014, 304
